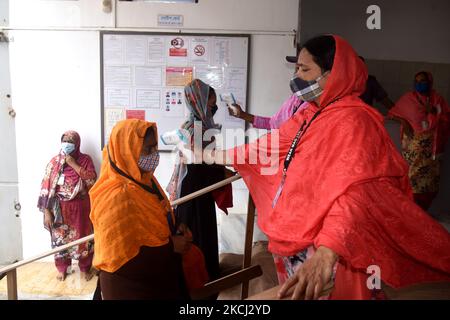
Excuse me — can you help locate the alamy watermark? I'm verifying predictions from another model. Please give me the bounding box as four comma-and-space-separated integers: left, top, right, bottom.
367, 265, 381, 290
366, 5, 381, 30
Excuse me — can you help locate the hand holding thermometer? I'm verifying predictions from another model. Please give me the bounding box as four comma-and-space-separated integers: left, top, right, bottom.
160, 130, 193, 162
220, 93, 240, 117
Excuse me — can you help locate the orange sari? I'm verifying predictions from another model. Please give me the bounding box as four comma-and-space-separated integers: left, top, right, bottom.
89, 119, 172, 273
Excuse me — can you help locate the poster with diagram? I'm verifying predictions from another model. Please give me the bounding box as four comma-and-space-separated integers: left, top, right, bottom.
101, 32, 249, 150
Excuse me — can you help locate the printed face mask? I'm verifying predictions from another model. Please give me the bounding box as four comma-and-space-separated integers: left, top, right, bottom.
138, 152, 160, 173
290, 72, 328, 102
61, 142, 75, 155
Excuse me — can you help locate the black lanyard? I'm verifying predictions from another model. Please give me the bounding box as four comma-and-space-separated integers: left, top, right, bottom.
291, 99, 303, 115
107, 146, 178, 234
272, 105, 327, 208
283, 107, 324, 173
107, 146, 163, 201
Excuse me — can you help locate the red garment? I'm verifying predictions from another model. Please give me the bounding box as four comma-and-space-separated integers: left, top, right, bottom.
38, 131, 96, 212
388, 73, 450, 156
211, 184, 233, 214
182, 244, 209, 290
53, 197, 94, 272
229, 35, 450, 297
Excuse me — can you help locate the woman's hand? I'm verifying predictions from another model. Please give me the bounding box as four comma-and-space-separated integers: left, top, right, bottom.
44, 209, 54, 229
278, 246, 338, 300
228, 103, 254, 123
177, 223, 193, 242
65, 155, 82, 175
171, 223, 193, 254
171, 235, 191, 254
228, 103, 243, 118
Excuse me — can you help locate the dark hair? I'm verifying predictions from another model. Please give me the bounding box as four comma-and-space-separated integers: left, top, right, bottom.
208, 86, 216, 98
415, 71, 430, 82
144, 126, 156, 141
301, 35, 336, 72
143, 126, 157, 152
60, 133, 73, 143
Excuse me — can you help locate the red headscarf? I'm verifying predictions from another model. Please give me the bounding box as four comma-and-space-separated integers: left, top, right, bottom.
388, 71, 450, 155
38, 131, 95, 212
230, 35, 450, 291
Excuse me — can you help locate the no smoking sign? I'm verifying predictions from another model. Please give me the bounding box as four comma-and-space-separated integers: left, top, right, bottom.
194, 45, 206, 56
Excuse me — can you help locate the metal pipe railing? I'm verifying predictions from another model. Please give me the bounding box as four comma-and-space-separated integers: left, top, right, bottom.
0, 174, 242, 299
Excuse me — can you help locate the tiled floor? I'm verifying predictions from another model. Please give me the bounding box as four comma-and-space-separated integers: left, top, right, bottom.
0, 261, 97, 300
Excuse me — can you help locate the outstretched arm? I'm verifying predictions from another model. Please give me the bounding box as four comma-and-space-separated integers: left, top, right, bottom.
203, 149, 233, 166
228, 103, 255, 124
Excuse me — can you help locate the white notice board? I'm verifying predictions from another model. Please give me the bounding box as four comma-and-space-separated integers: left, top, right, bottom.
100, 32, 250, 151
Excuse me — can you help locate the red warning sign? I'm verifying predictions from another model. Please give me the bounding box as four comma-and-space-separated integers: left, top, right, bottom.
126, 109, 145, 120
169, 48, 188, 57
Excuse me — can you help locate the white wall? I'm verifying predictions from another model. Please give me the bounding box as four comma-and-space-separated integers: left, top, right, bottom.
9, 0, 115, 28
9, 30, 102, 260
300, 0, 450, 64
7, 0, 299, 258
116, 0, 297, 31
0, 0, 8, 27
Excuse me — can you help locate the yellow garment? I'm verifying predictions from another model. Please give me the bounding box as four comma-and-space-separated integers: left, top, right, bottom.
89, 119, 173, 273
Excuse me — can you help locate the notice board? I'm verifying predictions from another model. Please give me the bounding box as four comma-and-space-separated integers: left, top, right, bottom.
100, 31, 250, 150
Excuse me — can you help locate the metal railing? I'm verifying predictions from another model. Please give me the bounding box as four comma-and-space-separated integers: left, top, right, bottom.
0, 173, 260, 300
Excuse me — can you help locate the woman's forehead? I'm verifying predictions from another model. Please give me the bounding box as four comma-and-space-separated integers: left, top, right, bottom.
298, 48, 315, 67
415, 73, 428, 81
62, 135, 75, 142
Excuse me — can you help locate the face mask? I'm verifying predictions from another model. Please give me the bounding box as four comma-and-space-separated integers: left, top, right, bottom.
211, 104, 218, 116
61, 142, 75, 155
415, 82, 430, 94
290, 72, 328, 102
138, 152, 160, 173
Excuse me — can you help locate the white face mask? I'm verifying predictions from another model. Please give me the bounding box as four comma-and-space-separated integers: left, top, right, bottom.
61, 142, 75, 155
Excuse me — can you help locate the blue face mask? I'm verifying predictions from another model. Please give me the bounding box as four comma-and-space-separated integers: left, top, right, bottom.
61, 142, 75, 155
415, 82, 430, 94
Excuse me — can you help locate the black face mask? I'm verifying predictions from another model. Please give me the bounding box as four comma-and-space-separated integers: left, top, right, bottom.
211, 104, 218, 116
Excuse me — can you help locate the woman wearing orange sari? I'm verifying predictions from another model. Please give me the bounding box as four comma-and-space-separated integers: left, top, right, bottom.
208, 35, 450, 299
89, 119, 192, 299
388, 71, 450, 210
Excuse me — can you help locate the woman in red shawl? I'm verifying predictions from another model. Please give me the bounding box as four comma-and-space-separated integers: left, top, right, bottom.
388, 71, 450, 210
207, 35, 450, 299
37, 131, 97, 281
